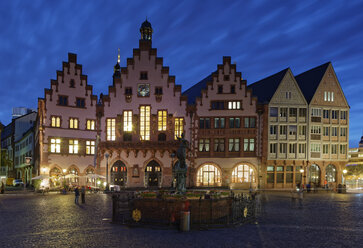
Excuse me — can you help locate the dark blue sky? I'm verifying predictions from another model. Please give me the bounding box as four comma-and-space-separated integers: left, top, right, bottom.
0, 0, 362, 147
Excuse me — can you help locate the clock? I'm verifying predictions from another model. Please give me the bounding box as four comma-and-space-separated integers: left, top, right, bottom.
137, 83, 150, 97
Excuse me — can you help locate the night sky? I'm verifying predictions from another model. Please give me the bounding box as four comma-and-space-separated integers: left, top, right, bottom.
0, 0, 362, 147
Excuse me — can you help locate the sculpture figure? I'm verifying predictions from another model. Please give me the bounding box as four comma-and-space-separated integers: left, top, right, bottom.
174, 133, 189, 193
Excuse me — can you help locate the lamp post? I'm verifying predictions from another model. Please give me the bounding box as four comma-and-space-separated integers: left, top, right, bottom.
300, 169, 304, 188
171, 152, 175, 188
25, 157, 32, 190
105, 153, 109, 191
342, 169, 347, 184
62, 169, 67, 189
249, 168, 254, 192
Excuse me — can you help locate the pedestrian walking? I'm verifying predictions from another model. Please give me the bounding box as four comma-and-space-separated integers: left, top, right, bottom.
74, 187, 80, 204
298, 184, 304, 208
81, 186, 86, 204
0, 182, 5, 194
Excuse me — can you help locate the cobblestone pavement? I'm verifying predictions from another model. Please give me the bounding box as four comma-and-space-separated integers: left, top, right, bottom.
0, 191, 362, 248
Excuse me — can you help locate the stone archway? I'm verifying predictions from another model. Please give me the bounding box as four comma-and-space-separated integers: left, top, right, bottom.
111, 160, 127, 186
196, 163, 222, 187
145, 160, 162, 187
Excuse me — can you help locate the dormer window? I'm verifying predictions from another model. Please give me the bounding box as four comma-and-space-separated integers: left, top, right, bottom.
140, 72, 148, 80
70, 79, 75, 88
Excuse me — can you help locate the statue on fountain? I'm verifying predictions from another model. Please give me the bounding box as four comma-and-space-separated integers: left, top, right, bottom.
174, 133, 189, 193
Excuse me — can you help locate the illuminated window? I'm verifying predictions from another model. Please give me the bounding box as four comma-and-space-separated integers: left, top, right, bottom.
50, 138, 61, 153
140, 106, 150, 140
199, 139, 210, 152
232, 164, 255, 183
107, 119, 116, 141
69, 140, 79, 154
196, 164, 221, 186
158, 110, 167, 131
228, 101, 241, 110
86, 140, 95, 155
174, 118, 184, 139
86, 120, 95, 130
69, 118, 78, 129
123, 111, 132, 132
324, 91, 334, 102
243, 138, 255, 152
51, 116, 61, 127
326, 164, 336, 182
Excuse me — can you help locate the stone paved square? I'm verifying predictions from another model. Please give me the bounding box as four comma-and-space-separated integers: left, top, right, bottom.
0, 191, 362, 247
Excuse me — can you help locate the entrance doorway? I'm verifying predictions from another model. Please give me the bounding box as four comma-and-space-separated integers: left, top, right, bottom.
309, 164, 321, 186
111, 160, 127, 186
145, 160, 161, 187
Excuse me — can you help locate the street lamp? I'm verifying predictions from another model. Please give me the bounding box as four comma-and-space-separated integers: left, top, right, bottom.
343, 169, 347, 184
105, 153, 109, 191
299, 169, 304, 187
62, 169, 67, 189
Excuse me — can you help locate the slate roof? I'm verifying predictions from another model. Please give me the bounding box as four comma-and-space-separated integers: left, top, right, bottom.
295, 62, 330, 103
247, 68, 289, 104
1, 123, 12, 140
182, 74, 213, 105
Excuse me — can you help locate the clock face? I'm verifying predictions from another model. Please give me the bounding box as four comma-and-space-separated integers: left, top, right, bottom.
137, 83, 150, 97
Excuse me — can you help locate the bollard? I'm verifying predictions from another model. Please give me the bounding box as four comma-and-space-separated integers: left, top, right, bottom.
180, 211, 190, 231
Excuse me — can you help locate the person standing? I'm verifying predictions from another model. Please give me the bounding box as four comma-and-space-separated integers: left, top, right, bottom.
0, 182, 5, 194
81, 186, 86, 204
74, 187, 80, 204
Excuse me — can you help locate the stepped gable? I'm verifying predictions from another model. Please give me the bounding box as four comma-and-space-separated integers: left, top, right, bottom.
183, 56, 246, 106
295, 62, 330, 104
248, 68, 289, 104
43, 53, 97, 104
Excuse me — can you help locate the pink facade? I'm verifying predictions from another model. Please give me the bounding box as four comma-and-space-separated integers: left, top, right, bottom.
38, 54, 98, 187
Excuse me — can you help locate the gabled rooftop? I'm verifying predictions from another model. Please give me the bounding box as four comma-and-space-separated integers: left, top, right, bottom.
295, 62, 330, 103
247, 68, 289, 104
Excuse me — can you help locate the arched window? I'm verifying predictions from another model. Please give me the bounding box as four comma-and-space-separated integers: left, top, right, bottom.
325, 164, 336, 183
232, 164, 255, 183
49, 167, 61, 177
197, 164, 221, 186
69, 167, 79, 183
86, 167, 95, 183
309, 164, 320, 185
